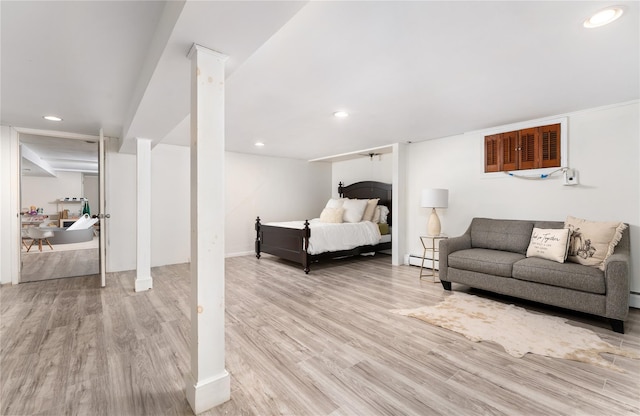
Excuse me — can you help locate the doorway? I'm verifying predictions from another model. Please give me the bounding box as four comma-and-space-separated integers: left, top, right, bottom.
19, 133, 101, 282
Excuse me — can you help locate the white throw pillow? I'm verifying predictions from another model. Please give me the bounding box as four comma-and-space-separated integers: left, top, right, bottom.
325, 198, 345, 209
319, 207, 344, 223
378, 205, 390, 224
526, 228, 571, 263
564, 216, 627, 270
342, 198, 368, 223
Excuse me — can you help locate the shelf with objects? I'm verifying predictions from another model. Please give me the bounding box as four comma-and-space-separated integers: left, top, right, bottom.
56, 198, 91, 227
21, 204, 54, 228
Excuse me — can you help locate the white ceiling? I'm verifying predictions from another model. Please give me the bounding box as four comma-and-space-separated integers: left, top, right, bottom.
20, 134, 98, 177
2, 1, 638, 167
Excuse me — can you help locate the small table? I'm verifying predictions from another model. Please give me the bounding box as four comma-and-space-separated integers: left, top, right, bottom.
419, 235, 448, 281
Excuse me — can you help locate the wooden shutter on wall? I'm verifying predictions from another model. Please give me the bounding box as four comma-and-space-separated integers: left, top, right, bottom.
501, 131, 518, 171
484, 134, 500, 172
484, 122, 562, 172
518, 127, 538, 170
539, 123, 561, 168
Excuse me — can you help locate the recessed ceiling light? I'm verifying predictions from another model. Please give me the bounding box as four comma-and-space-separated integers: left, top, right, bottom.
43, 115, 63, 122
254, 142, 265, 147
333, 111, 349, 118
584, 7, 624, 28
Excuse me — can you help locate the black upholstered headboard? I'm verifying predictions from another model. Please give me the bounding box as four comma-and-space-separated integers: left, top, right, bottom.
338, 181, 392, 226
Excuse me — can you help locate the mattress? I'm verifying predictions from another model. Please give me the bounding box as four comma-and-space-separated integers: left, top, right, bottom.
265, 219, 382, 255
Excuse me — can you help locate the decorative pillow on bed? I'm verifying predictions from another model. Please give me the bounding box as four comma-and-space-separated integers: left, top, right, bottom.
325, 198, 346, 209
378, 223, 390, 235
372, 207, 380, 223
526, 228, 571, 263
564, 216, 627, 270
361, 198, 380, 222
319, 207, 344, 223
342, 198, 368, 223
378, 205, 390, 224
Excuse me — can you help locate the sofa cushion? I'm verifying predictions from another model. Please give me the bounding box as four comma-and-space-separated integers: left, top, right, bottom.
533, 221, 564, 230
512, 257, 605, 294
448, 248, 525, 278
470, 218, 534, 254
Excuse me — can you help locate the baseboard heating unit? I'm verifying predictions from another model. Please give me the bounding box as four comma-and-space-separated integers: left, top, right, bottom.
406, 254, 439, 270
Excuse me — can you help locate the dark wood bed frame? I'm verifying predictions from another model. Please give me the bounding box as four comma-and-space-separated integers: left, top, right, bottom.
255, 181, 392, 273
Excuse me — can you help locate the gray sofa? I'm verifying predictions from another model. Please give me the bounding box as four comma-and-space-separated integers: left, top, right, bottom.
439, 218, 630, 333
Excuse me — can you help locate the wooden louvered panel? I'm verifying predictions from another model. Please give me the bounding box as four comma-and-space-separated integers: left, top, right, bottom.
501, 131, 518, 171
540, 123, 561, 168
518, 128, 538, 170
484, 134, 500, 172
484, 122, 562, 173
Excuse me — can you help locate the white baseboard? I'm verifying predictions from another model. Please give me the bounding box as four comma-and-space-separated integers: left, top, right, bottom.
185, 371, 230, 414
630, 292, 640, 309
134, 276, 152, 292
405, 253, 439, 270
225, 250, 255, 258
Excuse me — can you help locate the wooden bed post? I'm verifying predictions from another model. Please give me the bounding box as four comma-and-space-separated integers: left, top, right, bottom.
338, 182, 344, 198
255, 217, 261, 258
302, 220, 311, 274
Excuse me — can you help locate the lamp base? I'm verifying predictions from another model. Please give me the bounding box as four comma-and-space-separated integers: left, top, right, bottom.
427, 208, 442, 236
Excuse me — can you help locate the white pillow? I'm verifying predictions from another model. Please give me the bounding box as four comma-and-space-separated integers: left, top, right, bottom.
319, 207, 344, 223
342, 198, 368, 223
378, 205, 390, 224
361, 199, 379, 222
325, 198, 345, 209
526, 228, 571, 263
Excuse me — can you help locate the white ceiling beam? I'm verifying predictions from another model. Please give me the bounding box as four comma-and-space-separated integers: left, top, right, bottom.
21, 144, 56, 177
120, 1, 187, 154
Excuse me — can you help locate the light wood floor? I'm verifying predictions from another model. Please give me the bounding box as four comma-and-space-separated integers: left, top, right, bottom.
20, 247, 99, 282
1, 254, 639, 415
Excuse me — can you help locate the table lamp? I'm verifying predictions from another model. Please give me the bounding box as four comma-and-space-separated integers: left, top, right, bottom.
421, 188, 448, 236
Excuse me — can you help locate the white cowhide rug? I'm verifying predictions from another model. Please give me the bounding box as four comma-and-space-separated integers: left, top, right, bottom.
391, 292, 639, 372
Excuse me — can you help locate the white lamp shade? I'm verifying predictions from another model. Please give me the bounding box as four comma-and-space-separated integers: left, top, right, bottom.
420, 188, 448, 208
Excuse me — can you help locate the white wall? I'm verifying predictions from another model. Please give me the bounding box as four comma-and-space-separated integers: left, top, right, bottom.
106, 141, 191, 272
226, 152, 332, 256
104, 143, 333, 271
21, 171, 84, 218
150, 144, 190, 267
105, 138, 137, 272
331, 153, 392, 197
404, 101, 640, 295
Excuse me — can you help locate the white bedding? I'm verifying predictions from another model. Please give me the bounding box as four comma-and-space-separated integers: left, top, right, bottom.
265, 219, 382, 255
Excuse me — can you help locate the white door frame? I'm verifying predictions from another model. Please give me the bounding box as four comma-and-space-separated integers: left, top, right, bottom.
12, 126, 106, 285
99, 129, 106, 287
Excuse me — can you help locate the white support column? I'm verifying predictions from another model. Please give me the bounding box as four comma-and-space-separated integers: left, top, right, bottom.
185, 43, 230, 414
392, 142, 407, 266
135, 137, 153, 292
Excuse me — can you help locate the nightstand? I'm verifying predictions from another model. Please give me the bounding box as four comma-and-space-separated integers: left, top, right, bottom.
419, 235, 448, 282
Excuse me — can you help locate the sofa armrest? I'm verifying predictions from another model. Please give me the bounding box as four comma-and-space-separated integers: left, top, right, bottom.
439, 234, 472, 282
604, 250, 630, 320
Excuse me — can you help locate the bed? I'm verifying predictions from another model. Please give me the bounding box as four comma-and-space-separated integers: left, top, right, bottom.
255, 181, 392, 273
